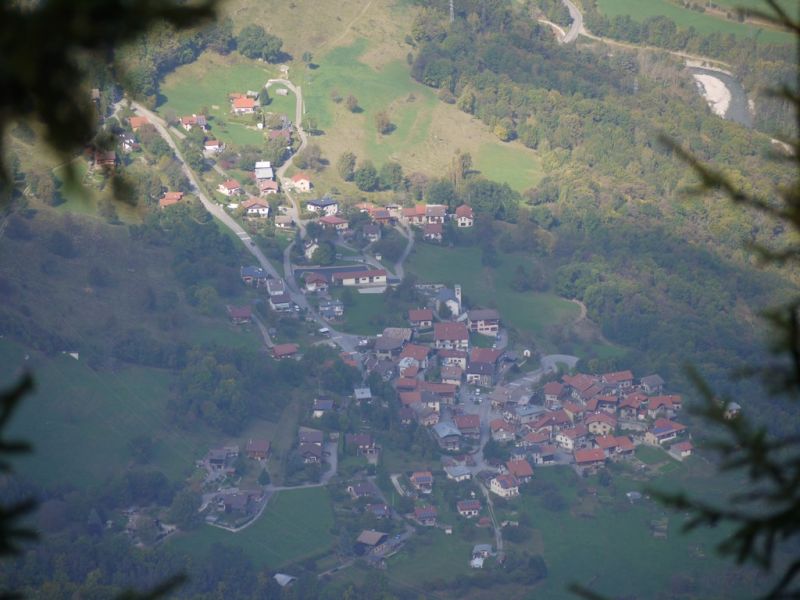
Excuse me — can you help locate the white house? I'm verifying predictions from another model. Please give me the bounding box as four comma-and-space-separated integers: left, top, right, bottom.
489, 474, 520, 498
332, 269, 387, 287
241, 198, 270, 218
306, 197, 339, 216
455, 204, 474, 227
218, 179, 242, 196
286, 172, 312, 192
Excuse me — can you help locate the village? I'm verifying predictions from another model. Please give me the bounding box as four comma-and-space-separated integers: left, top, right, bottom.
115, 77, 742, 579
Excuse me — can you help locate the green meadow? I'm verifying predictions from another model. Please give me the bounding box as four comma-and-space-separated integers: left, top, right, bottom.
0, 339, 214, 488
301, 38, 546, 193
407, 244, 579, 339
596, 0, 793, 43
170, 487, 335, 568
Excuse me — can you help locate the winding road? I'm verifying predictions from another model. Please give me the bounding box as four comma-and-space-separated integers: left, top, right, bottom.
130, 88, 361, 353
552, 0, 731, 68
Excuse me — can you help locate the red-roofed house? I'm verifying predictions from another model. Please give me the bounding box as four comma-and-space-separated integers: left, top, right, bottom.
490, 419, 516, 443
410, 471, 434, 493
438, 349, 468, 370
434, 322, 469, 351
332, 269, 387, 287
232, 96, 257, 114
595, 435, 635, 458
574, 448, 606, 471
457, 499, 481, 518
670, 440, 693, 459
286, 172, 312, 192
129, 115, 149, 131
601, 370, 634, 388
241, 198, 270, 218
272, 343, 299, 359
490, 474, 520, 498
159, 191, 184, 209
218, 179, 242, 196
258, 179, 279, 196
585, 413, 616, 436
318, 215, 349, 231
619, 392, 649, 419
647, 395, 683, 419
227, 305, 252, 324
506, 459, 534, 483
401, 205, 426, 225
543, 381, 565, 407
204, 139, 224, 154
414, 505, 438, 526
454, 204, 474, 227
399, 344, 431, 369
303, 272, 328, 293
408, 308, 433, 329
555, 425, 589, 451
423, 223, 443, 242
400, 391, 422, 406
454, 414, 481, 438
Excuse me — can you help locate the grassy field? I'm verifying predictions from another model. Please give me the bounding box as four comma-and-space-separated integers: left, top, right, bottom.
0, 339, 215, 488
387, 528, 481, 582
158, 53, 277, 147
406, 244, 579, 339
475, 141, 545, 193
483, 464, 758, 599
595, 0, 793, 43
169, 487, 335, 568
329, 288, 408, 335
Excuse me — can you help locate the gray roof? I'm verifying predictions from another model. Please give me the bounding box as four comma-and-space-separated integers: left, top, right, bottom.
354, 387, 372, 400
473, 543, 493, 555
445, 465, 471, 478
374, 336, 404, 352
468, 308, 500, 321
433, 421, 461, 439
308, 197, 338, 208
640, 374, 664, 387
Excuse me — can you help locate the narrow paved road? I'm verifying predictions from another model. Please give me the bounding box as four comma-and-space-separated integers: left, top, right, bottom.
130, 100, 360, 353
561, 0, 583, 43
556, 0, 731, 68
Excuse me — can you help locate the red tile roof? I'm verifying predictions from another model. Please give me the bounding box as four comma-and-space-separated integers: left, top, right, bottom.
129, 115, 149, 130
470, 348, 502, 364
490, 419, 515, 433
272, 343, 299, 358
409, 308, 433, 322
291, 172, 310, 182
221, 179, 240, 190
454, 414, 480, 430
400, 344, 430, 362
506, 458, 533, 478
544, 381, 564, 396
602, 370, 634, 384
232, 97, 257, 109
455, 204, 473, 218
434, 322, 469, 341
574, 448, 606, 464
400, 391, 422, 406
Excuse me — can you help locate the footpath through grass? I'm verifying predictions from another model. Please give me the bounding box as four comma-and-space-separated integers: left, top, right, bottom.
170, 487, 335, 568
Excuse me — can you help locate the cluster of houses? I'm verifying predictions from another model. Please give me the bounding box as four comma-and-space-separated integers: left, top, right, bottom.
347, 202, 474, 243
195, 438, 271, 525
481, 370, 694, 473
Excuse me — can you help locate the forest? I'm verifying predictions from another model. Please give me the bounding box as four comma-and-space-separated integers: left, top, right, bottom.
408, 0, 794, 424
